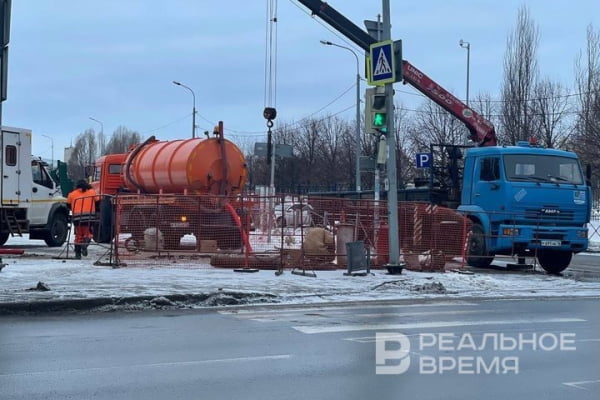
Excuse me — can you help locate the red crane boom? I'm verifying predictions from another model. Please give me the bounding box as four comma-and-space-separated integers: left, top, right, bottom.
401, 60, 497, 146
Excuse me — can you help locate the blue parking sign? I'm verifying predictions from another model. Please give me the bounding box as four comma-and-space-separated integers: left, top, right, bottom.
416, 153, 432, 168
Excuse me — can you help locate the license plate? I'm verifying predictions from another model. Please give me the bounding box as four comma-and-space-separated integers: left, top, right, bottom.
541, 240, 561, 247
170, 222, 189, 228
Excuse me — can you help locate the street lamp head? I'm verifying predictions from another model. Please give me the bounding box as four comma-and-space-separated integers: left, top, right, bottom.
459, 39, 470, 49
320, 40, 332, 46
172, 80, 196, 139
89, 116, 103, 125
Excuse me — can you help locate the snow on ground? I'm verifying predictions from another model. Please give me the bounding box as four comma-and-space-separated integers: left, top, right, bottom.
588, 219, 600, 250
1, 234, 600, 310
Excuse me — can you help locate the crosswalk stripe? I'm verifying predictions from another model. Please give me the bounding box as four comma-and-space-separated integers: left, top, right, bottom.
233, 309, 493, 323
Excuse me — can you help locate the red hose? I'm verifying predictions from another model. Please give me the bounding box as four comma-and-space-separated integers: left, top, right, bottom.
0, 248, 25, 255
223, 203, 253, 253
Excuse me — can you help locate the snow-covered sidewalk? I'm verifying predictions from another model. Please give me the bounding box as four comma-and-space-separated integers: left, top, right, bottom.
1, 236, 600, 312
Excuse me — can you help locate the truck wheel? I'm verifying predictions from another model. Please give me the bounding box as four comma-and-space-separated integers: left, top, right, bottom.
0, 231, 9, 246
467, 223, 494, 268
44, 213, 68, 247
93, 197, 114, 244
537, 250, 572, 274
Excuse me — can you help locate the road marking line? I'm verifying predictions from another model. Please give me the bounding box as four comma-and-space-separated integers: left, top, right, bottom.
219, 301, 478, 316
293, 317, 586, 334
0, 354, 292, 378
244, 309, 492, 322
346, 330, 598, 343
562, 379, 600, 390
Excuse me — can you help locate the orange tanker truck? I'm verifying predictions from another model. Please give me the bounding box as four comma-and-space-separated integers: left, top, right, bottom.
92, 122, 250, 250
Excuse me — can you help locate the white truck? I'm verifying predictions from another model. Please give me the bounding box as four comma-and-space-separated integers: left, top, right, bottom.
0, 126, 70, 247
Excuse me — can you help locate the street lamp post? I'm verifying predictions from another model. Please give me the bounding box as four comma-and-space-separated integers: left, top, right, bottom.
172, 81, 196, 139
89, 116, 103, 133
89, 116, 104, 153
320, 40, 361, 193
89, 116, 104, 139
459, 39, 471, 107
41, 134, 54, 166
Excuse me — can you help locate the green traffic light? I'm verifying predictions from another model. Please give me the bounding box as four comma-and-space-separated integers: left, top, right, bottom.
373, 112, 386, 127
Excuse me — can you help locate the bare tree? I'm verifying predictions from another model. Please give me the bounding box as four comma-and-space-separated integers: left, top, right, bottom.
391, 101, 415, 188
279, 119, 323, 191
97, 131, 107, 156
408, 101, 465, 150
67, 129, 98, 181
574, 24, 600, 187
500, 5, 540, 145
103, 126, 142, 155
471, 92, 500, 132
530, 79, 573, 148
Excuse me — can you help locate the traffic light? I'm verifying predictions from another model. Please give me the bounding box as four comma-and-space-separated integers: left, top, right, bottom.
372, 93, 386, 130
365, 87, 387, 134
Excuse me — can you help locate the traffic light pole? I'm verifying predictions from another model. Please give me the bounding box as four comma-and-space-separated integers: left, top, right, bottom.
382, 0, 401, 272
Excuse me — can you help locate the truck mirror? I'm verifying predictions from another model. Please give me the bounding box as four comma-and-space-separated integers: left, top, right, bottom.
586, 164, 592, 186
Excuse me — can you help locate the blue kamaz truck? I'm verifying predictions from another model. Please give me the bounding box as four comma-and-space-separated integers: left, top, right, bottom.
457, 143, 591, 273
401, 62, 592, 274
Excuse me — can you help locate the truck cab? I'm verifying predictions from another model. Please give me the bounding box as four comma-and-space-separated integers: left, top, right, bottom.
0, 127, 70, 247
91, 153, 127, 195
27, 157, 70, 246
459, 142, 591, 273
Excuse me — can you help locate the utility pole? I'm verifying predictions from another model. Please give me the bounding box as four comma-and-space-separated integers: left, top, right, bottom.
382, 0, 401, 271
172, 80, 196, 139
42, 134, 54, 166
374, 15, 381, 204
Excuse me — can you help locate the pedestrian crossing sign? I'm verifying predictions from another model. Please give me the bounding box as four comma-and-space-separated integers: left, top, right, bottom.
369, 40, 395, 85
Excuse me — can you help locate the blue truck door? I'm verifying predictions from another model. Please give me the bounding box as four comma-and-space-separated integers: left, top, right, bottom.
473, 157, 503, 214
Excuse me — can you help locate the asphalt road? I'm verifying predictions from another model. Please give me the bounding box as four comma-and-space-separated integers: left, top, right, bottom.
572, 253, 600, 269
465, 252, 600, 280
1, 298, 599, 400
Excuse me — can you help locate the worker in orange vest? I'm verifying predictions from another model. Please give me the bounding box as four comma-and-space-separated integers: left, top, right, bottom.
67, 179, 98, 259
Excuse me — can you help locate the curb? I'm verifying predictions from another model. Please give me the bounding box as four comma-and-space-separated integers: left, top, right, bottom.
0, 292, 278, 315
2, 293, 600, 316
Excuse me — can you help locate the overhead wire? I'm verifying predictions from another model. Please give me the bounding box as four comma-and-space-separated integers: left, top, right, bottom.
141, 113, 194, 134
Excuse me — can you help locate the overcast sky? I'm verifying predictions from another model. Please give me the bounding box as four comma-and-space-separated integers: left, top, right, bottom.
3, 0, 599, 161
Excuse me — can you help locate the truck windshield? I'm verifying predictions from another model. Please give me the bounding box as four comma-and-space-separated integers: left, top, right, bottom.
504, 154, 584, 185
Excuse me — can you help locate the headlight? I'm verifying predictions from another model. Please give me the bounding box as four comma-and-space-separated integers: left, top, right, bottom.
502, 227, 520, 236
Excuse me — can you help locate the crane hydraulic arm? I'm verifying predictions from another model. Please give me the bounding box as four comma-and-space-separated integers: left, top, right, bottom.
401, 60, 497, 146
296, 0, 497, 146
